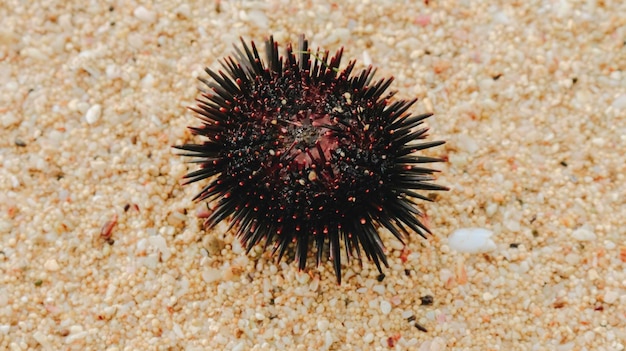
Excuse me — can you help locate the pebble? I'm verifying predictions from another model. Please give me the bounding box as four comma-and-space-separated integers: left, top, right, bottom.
0, 111, 18, 128
202, 268, 221, 283
363, 332, 374, 343
603, 290, 619, 304
401, 310, 414, 319
572, 228, 597, 241
148, 234, 171, 261
0, 219, 13, 234
317, 319, 329, 332
21, 47, 48, 60
323, 331, 333, 350
448, 228, 496, 253
141, 73, 155, 88
372, 284, 385, 294
380, 300, 392, 315
455, 134, 479, 154
612, 94, 626, 109
246, 10, 268, 29
133, 6, 156, 23
174, 4, 191, 18
85, 104, 102, 124
44, 259, 60, 272
33, 331, 52, 349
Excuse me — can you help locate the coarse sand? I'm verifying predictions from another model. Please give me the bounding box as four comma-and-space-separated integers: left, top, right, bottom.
0, 1, 625, 350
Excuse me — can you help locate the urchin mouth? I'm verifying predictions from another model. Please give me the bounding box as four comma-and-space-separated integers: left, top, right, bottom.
281, 111, 339, 171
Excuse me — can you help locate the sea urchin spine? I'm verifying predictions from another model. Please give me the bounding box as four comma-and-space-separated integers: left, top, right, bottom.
175, 35, 448, 284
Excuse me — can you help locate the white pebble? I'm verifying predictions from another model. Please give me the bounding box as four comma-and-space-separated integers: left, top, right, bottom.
33, 331, 52, 349
141, 73, 155, 88
362, 50, 372, 66
363, 332, 374, 343
448, 228, 496, 253
246, 10, 268, 28
148, 235, 171, 261
455, 134, 479, 154
317, 319, 329, 332
202, 268, 221, 283
0, 111, 18, 128
174, 4, 191, 18
482, 292, 495, 301
323, 331, 333, 350
603, 290, 619, 304
142, 254, 158, 269
105, 64, 121, 79
0, 325, 9, 334
372, 285, 385, 294
232, 342, 245, 351
231, 240, 244, 254
21, 47, 48, 60
564, 253, 580, 265
380, 300, 392, 315
44, 259, 60, 272
572, 228, 596, 241
485, 203, 498, 217
0, 220, 13, 234
612, 94, 626, 109
133, 6, 156, 23
85, 104, 102, 124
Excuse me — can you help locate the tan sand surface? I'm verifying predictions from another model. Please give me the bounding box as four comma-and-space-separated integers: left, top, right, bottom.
0, 1, 624, 350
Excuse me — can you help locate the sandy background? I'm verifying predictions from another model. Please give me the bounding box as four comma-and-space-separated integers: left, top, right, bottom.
1, 0, 625, 350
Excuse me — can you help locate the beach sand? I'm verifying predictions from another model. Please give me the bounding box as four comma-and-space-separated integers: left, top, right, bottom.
1, 0, 624, 350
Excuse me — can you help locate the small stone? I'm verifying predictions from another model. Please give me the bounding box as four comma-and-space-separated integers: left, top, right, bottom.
133, 6, 156, 23
21, 47, 48, 60
612, 94, 626, 110
572, 228, 596, 241
448, 228, 496, 253
141, 73, 155, 88
317, 319, 329, 332
33, 331, 52, 349
85, 104, 102, 124
202, 268, 221, 283
363, 332, 374, 343
380, 300, 392, 315
174, 4, 191, 18
0, 220, 13, 234
564, 253, 580, 265
44, 259, 60, 272
246, 10, 268, 29
372, 285, 385, 294
603, 290, 619, 304
148, 235, 171, 261
1, 112, 18, 128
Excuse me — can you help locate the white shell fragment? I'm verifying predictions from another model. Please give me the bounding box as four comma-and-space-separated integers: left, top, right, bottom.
84, 104, 101, 124
572, 228, 597, 241
448, 228, 496, 253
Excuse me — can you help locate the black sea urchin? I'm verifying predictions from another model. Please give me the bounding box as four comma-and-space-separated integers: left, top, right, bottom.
175, 35, 448, 283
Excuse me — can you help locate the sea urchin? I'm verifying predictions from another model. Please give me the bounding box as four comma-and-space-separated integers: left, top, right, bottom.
175, 35, 448, 284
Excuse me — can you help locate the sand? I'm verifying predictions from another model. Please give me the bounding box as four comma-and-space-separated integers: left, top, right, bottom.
1, 0, 624, 350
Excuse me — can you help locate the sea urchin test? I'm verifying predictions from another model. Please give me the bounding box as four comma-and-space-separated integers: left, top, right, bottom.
175, 35, 448, 284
